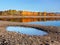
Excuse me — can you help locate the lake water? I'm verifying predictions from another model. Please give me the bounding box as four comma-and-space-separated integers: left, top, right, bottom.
6, 20, 60, 36
29, 20, 60, 26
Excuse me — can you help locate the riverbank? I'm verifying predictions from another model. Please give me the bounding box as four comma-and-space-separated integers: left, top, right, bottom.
0, 21, 60, 45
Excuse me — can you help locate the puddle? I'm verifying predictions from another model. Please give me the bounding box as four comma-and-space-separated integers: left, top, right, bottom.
6, 26, 48, 36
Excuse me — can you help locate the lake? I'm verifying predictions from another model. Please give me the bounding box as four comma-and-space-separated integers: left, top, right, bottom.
29, 20, 60, 26
6, 20, 60, 36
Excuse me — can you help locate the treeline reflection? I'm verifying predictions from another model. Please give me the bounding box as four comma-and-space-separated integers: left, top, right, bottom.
0, 18, 60, 22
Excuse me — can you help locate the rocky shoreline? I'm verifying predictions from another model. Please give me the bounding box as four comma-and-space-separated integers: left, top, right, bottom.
0, 27, 59, 45
0, 21, 60, 45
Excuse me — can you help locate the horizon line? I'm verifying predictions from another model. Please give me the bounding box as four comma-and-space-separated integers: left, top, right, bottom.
0, 9, 60, 13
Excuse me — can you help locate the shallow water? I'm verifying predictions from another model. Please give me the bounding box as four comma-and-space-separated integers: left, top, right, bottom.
29, 20, 60, 26
6, 26, 48, 36
6, 20, 60, 36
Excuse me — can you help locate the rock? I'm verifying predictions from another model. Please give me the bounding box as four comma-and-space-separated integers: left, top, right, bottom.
0, 23, 60, 45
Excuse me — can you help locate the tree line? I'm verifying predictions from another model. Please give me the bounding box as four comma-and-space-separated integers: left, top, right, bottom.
0, 10, 59, 16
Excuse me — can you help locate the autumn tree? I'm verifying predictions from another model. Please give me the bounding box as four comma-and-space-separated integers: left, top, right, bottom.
0, 11, 3, 15
7, 10, 17, 15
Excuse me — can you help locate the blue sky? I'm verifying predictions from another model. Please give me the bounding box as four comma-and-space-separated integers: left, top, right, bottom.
0, 0, 60, 12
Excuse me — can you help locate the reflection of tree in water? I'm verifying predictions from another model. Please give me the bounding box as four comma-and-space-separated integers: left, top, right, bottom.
0, 18, 60, 22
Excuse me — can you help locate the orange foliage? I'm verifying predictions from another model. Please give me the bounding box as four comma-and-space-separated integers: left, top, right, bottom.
0, 10, 59, 22
33, 12, 38, 16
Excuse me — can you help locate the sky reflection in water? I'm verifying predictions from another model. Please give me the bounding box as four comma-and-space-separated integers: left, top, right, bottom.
6, 20, 60, 36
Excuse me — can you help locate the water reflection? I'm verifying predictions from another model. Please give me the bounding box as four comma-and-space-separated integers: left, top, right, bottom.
29, 20, 60, 26
6, 20, 60, 36
6, 26, 48, 36
0, 18, 60, 22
